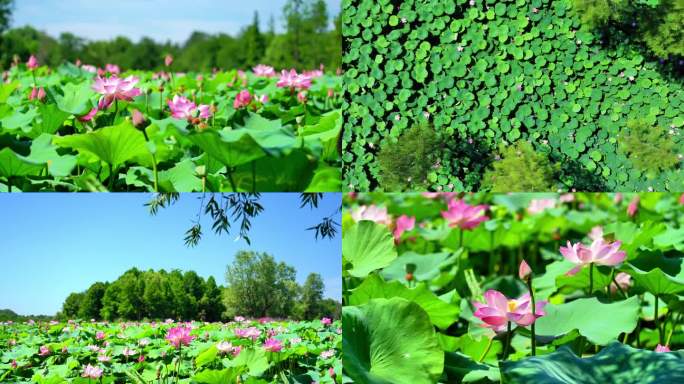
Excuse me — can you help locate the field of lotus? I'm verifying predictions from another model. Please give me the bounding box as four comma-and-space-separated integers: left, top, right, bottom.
342, 192, 684, 383
0, 317, 340, 383
0, 58, 342, 192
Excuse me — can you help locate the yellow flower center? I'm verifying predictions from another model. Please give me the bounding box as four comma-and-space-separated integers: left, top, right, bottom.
507, 300, 517, 312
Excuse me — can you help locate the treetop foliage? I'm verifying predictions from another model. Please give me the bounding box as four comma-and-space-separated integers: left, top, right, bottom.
0, 0, 341, 72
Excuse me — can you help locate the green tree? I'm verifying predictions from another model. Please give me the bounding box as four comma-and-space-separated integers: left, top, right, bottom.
77, 282, 107, 320
142, 270, 171, 319
242, 11, 266, 67
620, 119, 679, 177
62, 292, 84, 319
58, 32, 84, 63
376, 123, 442, 191
0, 0, 13, 56
298, 273, 324, 320
224, 251, 299, 318
100, 284, 120, 320
198, 276, 225, 321
482, 141, 556, 192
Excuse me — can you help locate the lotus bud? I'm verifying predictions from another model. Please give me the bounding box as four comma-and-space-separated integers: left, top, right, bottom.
519, 259, 532, 282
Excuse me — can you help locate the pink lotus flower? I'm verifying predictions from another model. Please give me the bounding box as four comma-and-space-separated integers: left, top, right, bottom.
10, 360, 17, 369
166, 326, 195, 348
303, 66, 324, 78
350, 205, 392, 225
519, 259, 532, 281
422, 192, 458, 201
263, 337, 283, 352
320, 349, 335, 359
655, 344, 671, 352
588, 226, 604, 241
131, 109, 146, 127
321, 317, 332, 326
231, 345, 242, 356
559, 193, 575, 203
96, 331, 105, 340
81, 364, 103, 379
39, 345, 50, 356
253, 64, 276, 77
441, 199, 489, 230
297, 91, 307, 103
560, 239, 626, 275
472, 290, 548, 332
614, 193, 623, 204
122, 347, 137, 356
168, 95, 211, 120
234, 89, 252, 109
29, 87, 46, 101
610, 272, 633, 293
627, 196, 639, 217
78, 107, 98, 122
92, 75, 141, 109
527, 199, 556, 214
137, 355, 145, 362
97, 353, 111, 362
393, 215, 415, 242
276, 69, 312, 90
679, 194, 684, 205
235, 326, 261, 340
27, 55, 38, 70
254, 94, 268, 104
105, 64, 120, 75
81, 64, 97, 73
234, 316, 245, 322
216, 341, 233, 354
165, 55, 173, 67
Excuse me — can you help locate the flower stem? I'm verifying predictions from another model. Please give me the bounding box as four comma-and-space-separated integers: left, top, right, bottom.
112, 99, 119, 125
611, 274, 628, 299
107, 164, 117, 191
655, 294, 662, 345
459, 229, 464, 249
175, 344, 182, 384
503, 322, 512, 360
527, 278, 537, 356
589, 263, 594, 294
226, 168, 237, 192
478, 337, 494, 362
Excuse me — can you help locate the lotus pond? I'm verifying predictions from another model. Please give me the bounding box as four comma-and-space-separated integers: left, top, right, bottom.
341, 0, 684, 191
0, 60, 341, 192
0, 318, 341, 383
342, 192, 684, 383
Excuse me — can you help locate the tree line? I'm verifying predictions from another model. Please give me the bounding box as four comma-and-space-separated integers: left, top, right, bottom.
60, 251, 340, 322
0, 0, 341, 72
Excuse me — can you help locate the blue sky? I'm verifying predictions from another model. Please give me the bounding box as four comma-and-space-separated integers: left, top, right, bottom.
0, 193, 341, 316
10, 0, 341, 43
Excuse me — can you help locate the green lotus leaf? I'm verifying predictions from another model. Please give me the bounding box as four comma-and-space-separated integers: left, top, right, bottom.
501, 342, 684, 384
348, 274, 459, 329
53, 121, 149, 169
343, 221, 397, 278
535, 297, 640, 345
380, 251, 458, 282
628, 251, 684, 295
343, 298, 444, 384
0, 147, 44, 179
